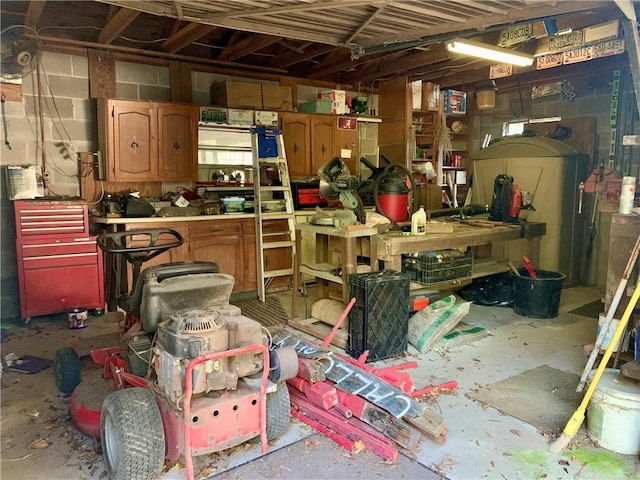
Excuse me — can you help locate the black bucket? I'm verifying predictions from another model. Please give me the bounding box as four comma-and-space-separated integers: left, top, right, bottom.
512, 269, 566, 318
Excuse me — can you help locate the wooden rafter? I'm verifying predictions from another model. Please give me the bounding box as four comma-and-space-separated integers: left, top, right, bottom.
268, 43, 334, 69
217, 34, 281, 62
24, 0, 46, 30
162, 22, 217, 54
98, 7, 140, 44
344, 5, 387, 44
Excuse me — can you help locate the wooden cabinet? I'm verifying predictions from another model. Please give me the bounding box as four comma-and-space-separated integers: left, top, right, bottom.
280, 112, 358, 178
157, 104, 198, 180
281, 114, 310, 177
188, 221, 245, 293
98, 98, 198, 182
310, 115, 335, 175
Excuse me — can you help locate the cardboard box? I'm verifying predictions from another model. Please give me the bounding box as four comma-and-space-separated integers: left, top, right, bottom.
255, 111, 279, 126
261, 84, 293, 110
210, 81, 262, 109
228, 108, 254, 125
318, 89, 348, 114
299, 101, 332, 114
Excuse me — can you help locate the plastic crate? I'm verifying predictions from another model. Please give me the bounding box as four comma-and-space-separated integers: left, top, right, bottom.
402, 248, 473, 285
346, 271, 410, 362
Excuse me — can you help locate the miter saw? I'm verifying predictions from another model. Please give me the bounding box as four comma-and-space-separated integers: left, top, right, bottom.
312, 157, 366, 226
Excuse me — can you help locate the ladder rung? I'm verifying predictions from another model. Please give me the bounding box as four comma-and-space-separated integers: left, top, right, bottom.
262, 241, 295, 249
261, 231, 292, 238
258, 158, 286, 164
263, 268, 294, 278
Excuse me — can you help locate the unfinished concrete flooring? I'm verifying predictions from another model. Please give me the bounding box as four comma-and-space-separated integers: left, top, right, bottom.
1, 285, 638, 480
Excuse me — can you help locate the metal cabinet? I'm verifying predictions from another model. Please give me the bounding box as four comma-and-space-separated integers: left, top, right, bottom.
14, 200, 105, 321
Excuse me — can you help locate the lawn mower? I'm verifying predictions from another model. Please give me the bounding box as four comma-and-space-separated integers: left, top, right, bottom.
53, 228, 298, 480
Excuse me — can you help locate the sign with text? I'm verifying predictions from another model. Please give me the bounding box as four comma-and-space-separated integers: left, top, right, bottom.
536, 53, 563, 70
563, 46, 593, 65
548, 30, 583, 52
499, 24, 533, 46
489, 63, 513, 79
592, 38, 625, 58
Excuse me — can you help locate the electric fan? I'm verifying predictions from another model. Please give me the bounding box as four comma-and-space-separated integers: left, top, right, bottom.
1, 25, 38, 80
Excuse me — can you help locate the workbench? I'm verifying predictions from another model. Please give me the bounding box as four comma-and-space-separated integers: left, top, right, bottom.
376, 221, 547, 274
290, 222, 379, 324
290, 220, 546, 347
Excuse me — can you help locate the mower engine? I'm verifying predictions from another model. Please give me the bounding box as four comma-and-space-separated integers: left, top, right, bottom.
155, 307, 265, 404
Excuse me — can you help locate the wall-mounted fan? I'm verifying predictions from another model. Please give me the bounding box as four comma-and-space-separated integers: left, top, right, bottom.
1, 25, 39, 81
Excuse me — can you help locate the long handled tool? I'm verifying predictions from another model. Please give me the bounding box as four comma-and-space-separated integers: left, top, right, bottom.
550, 278, 640, 453
576, 232, 640, 392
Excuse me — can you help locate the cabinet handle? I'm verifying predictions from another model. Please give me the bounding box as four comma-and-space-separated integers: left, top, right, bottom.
173, 141, 181, 150
131, 137, 138, 151
293, 143, 299, 153
321, 144, 327, 154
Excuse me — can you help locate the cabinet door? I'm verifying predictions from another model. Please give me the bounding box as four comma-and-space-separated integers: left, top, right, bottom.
281, 114, 310, 177
110, 101, 157, 181
190, 236, 244, 292
310, 116, 336, 175
157, 104, 198, 180
335, 127, 358, 174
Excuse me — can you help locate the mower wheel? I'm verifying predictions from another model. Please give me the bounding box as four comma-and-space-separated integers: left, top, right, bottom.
101, 388, 165, 480
54, 347, 81, 394
266, 382, 291, 440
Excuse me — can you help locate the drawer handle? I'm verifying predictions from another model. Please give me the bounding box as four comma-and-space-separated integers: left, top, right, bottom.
173, 141, 181, 150
210, 228, 224, 232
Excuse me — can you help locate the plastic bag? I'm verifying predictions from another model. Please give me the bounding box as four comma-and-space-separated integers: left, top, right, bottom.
408, 295, 471, 353
457, 272, 513, 307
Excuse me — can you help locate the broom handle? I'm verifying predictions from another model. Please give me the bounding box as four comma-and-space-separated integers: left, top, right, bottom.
576, 278, 640, 415
577, 232, 640, 392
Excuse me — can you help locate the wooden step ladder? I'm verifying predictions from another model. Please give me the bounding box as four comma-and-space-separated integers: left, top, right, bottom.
251, 127, 296, 302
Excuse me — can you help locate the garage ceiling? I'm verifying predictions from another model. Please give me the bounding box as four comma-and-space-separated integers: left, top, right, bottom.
0, 1, 635, 89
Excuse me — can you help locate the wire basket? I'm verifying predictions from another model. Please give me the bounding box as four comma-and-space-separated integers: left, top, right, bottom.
402, 248, 473, 285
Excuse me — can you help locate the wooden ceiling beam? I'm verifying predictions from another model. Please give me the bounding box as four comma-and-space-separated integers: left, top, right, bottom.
268, 43, 334, 68
162, 22, 217, 54
98, 7, 140, 44
217, 34, 282, 62
24, 0, 46, 30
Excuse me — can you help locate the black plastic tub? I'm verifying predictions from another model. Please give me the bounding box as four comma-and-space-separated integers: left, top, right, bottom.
512, 269, 566, 318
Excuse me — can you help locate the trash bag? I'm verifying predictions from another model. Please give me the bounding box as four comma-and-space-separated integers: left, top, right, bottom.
457, 272, 513, 307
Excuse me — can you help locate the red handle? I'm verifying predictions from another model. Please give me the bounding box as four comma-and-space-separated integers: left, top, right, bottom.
522, 256, 537, 278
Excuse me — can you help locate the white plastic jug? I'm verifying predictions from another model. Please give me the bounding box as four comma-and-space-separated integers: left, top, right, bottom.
411, 206, 427, 235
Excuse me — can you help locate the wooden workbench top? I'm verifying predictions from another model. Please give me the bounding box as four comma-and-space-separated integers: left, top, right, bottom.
377, 221, 546, 259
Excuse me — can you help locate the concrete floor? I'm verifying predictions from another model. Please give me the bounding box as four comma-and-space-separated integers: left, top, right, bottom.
1, 284, 639, 480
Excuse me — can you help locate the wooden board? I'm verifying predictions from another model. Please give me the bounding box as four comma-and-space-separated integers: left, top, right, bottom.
288, 317, 348, 348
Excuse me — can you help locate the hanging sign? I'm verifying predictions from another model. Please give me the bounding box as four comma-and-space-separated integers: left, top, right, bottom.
536, 53, 563, 70
584, 19, 619, 44
499, 24, 533, 46
563, 46, 593, 65
548, 30, 583, 52
337, 117, 357, 130
489, 64, 513, 79
592, 38, 625, 58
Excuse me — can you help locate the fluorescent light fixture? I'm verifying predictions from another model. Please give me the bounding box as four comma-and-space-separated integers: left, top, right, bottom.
445, 38, 534, 66
528, 116, 562, 123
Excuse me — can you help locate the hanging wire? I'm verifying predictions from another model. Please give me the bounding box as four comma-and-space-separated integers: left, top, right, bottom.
1, 94, 12, 150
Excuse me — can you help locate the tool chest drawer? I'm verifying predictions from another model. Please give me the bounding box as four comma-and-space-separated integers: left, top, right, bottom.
14, 201, 104, 321
14, 200, 88, 239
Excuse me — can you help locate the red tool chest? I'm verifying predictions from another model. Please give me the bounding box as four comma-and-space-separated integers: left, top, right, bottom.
14, 200, 105, 321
